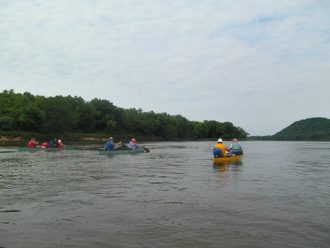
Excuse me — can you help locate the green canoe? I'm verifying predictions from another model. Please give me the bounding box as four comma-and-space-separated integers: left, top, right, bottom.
99, 147, 146, 155
18, 146, 76, 152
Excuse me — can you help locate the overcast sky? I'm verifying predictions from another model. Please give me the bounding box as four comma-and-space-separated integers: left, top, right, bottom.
0, 0, 329, 135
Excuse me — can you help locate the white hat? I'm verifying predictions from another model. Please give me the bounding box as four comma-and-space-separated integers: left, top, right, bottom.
217, 138, 223, 143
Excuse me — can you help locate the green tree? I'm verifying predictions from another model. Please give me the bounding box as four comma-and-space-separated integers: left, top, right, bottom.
42, 96, 78, 134
0, 90, 249, 140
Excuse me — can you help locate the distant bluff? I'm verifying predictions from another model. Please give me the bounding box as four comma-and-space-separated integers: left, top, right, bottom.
273, 117, 330, 141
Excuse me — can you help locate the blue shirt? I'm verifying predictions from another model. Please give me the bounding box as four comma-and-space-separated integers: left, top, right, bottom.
105, 140, 115, 150
231, 143, 242, 151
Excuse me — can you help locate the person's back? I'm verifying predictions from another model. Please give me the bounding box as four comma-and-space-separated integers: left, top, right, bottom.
49, 138, 57, 148
105, 137, 115, 150
213, 138, 228, 157
27, 138, 37, 148
230, 138, 243, 155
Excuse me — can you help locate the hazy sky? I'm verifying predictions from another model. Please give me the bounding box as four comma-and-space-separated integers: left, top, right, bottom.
0, 0, 329, 135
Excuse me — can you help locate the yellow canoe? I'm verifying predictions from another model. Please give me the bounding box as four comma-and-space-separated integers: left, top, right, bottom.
213, 155, 242, 165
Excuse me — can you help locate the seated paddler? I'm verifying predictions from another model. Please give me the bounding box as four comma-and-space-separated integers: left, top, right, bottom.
213, 138, 229, 158
127, 138, 140, 149
56, 138, 64, 148
229, 138, 243, 155
104, 137, 115, 150
27, 138, 38, 148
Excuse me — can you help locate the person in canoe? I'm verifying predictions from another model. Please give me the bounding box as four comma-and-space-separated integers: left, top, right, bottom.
127, 138, 141, 149
27, 138, 38, 148
229, 138, 243, 155
48, 138, 57, 148
56, 138, 64, 148
213, 138, 229, 158
104, 137, 115, 150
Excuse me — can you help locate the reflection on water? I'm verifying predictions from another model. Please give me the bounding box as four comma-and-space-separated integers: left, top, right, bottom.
213, 161, 243, 173
0, 142, 329, 248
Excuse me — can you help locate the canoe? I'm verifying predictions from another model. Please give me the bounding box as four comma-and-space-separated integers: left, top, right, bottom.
18, 146, 76, 152
99, 147, 146, 155
213, 155, 242, 165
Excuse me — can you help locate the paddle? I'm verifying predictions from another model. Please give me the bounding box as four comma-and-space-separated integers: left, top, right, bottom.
143, 147, 150, 153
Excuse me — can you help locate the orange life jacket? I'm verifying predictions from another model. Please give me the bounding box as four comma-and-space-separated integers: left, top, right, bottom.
214, 143, 228, 157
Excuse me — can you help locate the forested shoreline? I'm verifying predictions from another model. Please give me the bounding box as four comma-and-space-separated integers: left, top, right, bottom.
0, 90, 248, 143
249, 117, 330, 141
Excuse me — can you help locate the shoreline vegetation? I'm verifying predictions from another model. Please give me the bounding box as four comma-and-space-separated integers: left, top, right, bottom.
1, 91, 329, 144
249, 117, 330, 141
0, 90, 248, 146
0, 132, 226, 147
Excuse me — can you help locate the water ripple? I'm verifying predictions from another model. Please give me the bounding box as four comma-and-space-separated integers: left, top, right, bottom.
0, 141, 329, 248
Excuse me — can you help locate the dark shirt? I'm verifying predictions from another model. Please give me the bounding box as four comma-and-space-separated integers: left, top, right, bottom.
105, 140, 115, 150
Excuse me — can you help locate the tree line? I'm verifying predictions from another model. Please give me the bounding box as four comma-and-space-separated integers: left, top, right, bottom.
249, 117, 330, 141
0, 90, 248, 140
272, 117, 330, 141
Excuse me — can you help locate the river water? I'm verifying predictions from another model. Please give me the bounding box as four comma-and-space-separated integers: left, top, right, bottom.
0, 141, 329, 248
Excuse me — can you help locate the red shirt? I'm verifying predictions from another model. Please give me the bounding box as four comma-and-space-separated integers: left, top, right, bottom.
57, 140, 64, 148
27, 140, 37, 148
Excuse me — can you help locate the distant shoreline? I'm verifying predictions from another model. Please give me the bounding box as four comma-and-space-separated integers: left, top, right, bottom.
0, 132, 218, 146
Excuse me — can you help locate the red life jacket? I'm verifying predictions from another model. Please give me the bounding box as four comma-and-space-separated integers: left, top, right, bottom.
27, 140, 37, 148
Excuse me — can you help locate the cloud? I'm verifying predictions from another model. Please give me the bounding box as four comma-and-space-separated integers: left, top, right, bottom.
0, 0, 329, 135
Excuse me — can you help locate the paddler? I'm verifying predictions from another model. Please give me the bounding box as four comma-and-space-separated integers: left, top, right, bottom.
229, 138, 243, 155
104, 137, 115, 150
27, 138, 38, 148
213, 138, 229, 158
56, 138, 64, 148
127, 138, 141, 149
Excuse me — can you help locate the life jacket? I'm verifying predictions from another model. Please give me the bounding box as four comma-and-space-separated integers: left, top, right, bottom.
128, 141, 140, 149
56, 143, 64, 148
56, 139, 64, 148
230, 143, 243, 155
213, 143, 227, 157
27, 140, 37, 148
105, 140, 115, 150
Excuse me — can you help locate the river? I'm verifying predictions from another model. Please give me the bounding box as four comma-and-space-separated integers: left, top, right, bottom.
0, 141, 329, 248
